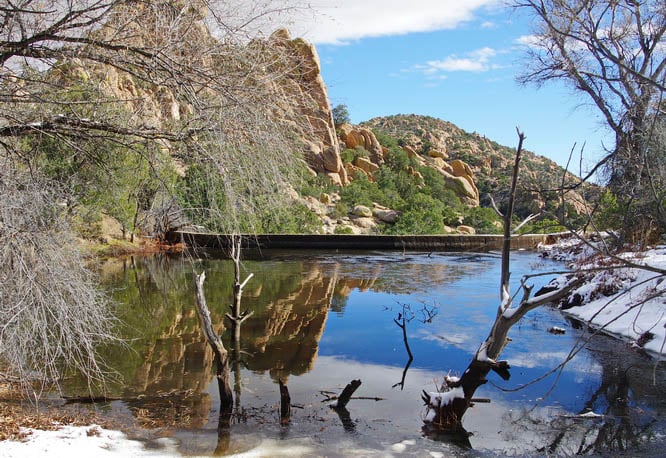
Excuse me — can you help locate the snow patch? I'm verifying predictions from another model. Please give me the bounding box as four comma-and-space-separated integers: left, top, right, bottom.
0, 425, 179, 457
542, 240, 666, 356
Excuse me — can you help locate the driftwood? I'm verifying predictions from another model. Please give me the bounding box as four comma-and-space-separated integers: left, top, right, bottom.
325, 379, 361, 431
194, 271, 233, 423
330, 379, 362, 409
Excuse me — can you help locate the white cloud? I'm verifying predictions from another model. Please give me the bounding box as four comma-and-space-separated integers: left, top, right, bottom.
422, 47, 498, 73
278, 0, 501, 44
515, 34, 540, 48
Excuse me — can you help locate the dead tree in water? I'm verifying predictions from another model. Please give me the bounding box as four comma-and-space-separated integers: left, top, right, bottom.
194, 272, 233, 424
423, 130, 580, 438
225, 235, 254, 342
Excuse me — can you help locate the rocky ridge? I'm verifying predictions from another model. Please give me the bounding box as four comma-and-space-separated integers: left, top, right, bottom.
362, 115, 591, 218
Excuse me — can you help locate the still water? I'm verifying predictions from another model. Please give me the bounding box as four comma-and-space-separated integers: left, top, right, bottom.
72, 250, 666, 456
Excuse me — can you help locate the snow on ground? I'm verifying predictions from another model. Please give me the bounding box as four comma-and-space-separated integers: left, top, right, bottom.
0, 425, 180, 457
542, 239, 666, 356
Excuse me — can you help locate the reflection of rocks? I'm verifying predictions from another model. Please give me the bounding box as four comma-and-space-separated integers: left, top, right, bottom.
96, 255, 471, 419
125, 309, 217, 428
242, 262, 384, 382
243, 265, 338, 381
126, 310, 214, 395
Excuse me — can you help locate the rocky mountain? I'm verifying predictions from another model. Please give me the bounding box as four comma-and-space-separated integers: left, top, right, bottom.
264, 34, 590, 232
361, 114, 590, 219
33, 15, 591, 237
268, 31, 482, 209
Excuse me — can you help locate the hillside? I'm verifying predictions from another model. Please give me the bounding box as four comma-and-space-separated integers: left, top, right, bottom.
361, 114, 591, 221
295, 112, 594, 235
3, 8, 593, 240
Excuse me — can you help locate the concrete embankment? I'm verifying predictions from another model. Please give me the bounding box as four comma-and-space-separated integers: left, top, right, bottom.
167, 232, 566, 251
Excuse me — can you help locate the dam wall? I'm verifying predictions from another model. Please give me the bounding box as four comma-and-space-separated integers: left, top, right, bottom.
166, 232, 567, 252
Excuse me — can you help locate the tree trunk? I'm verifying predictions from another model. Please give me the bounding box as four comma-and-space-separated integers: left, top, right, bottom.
226, 234, 253, 342
279, 380, 291, 425
193, 272, 233, 422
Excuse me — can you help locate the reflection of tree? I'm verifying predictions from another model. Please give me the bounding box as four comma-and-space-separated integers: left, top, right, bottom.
505, 333, 664, 456
329, 293, 349, 315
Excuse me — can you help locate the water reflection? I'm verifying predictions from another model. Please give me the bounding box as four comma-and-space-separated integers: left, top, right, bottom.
533, 331, 666, 456
65, 251, 666, 456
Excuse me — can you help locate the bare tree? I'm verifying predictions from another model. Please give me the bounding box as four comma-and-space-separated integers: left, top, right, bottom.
193, 271, 233, 424
422, 129, 664, 446
0, 0, 312, 392
422, 131, 581, 438
0, 0, 312, 233
225, 234, 254, 342
0, 165, 119, 395
514, 0, 666, 241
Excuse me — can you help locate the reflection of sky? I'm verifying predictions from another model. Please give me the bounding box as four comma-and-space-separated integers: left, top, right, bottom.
185, 355, 601, 457
106, 251, 666, 456
318, 251, 603, 412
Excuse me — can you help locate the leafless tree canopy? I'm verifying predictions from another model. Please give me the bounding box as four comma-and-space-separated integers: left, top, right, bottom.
0, 0, 311, 390
1, 0, 311, 230
515, 0, 666, 241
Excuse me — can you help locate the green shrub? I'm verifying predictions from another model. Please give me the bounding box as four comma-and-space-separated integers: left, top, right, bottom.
462, 207, 502, 234
334, 225, 354, 234
332, 202, 349, 219
340, 148, 356, 163
300, 173, 335, 198
593, 190, 623, 231
420, 167, 463, 208
517, 217, 567, 234
33, 132, 174, 237
332, 104, 350, 126
386, 194, 446, 234
372, 130, 400, 149
338, 174, 383, 208
441, 206, 462, 227
384, 146, 410, 171
176, 164, 228, 231
354, 146, 371, 158
259, 202, 321, 234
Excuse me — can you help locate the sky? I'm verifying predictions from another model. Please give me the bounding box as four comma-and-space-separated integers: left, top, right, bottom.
279, 0, 615, 171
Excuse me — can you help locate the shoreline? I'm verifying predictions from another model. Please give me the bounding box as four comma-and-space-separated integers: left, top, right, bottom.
540, 239, 666, 358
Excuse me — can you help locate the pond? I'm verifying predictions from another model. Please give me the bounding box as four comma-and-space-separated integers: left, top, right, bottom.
65, 250, 666, 456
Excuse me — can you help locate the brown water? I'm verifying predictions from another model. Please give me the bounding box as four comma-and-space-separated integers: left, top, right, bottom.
62, 250, 666, 456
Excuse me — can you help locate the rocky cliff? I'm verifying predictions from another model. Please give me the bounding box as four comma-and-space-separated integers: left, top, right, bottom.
269, 30, 482, 206
49, 16, 587, 236
268, 29, 348, 186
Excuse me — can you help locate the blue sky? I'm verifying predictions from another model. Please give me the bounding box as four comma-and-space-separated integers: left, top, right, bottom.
282, 1, 614, 171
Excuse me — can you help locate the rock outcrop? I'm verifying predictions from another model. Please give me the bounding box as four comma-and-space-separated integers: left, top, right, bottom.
363, 114, 592, 218
339, 123, 385, 165
269, 29, 348, 186
389, 140, 480, 206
